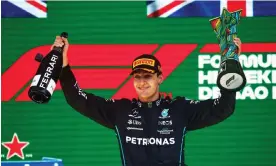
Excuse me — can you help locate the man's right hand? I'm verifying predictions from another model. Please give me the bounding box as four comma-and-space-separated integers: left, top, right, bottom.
51, 36, 69, 67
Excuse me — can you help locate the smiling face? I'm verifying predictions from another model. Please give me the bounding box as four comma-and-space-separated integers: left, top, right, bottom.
133, 70, 163, 102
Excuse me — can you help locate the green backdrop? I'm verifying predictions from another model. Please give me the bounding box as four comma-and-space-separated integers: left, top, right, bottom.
2, 2, 276, 166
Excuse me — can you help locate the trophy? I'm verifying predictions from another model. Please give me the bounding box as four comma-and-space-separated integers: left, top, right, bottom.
28, 32, 68, 104
209, 8, 246, 92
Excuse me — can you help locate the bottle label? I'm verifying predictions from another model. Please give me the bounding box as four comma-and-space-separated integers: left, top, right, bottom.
46, 79, 56, 95
30, 74, 56, 95
30, 75, 41, 87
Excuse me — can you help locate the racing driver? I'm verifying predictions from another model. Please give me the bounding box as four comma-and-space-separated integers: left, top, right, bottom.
55, 36, 242, 166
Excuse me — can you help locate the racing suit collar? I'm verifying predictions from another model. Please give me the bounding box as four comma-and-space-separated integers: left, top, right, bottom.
137, 96, 162, 108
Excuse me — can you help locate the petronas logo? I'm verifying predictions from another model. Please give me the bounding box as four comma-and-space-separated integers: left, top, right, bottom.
161, 109, 169, 118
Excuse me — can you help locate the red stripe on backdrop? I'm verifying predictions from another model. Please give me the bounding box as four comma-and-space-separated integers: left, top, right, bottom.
15, 69, 131, 101
1, 46, 46, 101
227, 0, 246, 17
67, 45, 158, 66
1, 44, 158, 101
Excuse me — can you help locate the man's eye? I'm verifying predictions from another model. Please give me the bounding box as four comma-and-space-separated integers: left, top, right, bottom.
134, 76, 141, 79
144, 75, 152, 79
134, 74, 152, 79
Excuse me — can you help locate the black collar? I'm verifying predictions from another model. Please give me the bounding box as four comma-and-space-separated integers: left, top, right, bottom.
132, 95, 172, 108
136, 97, 162, 108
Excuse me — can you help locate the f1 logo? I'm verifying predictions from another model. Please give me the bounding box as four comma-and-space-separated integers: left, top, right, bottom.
2, 44, 197, 101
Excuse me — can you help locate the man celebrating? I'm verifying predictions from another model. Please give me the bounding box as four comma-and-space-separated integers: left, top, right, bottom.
55, 36, 242, 166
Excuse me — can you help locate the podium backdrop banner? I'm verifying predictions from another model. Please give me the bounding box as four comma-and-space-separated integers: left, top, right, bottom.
2, 2, 276, 166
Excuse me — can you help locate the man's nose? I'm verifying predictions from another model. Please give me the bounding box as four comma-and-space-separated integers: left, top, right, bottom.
138, 79, 147, 85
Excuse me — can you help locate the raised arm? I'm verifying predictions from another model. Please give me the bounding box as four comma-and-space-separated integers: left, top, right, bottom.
184, 91, 236, 131
184, 37, 242, 131
60, 65, 125, 129
54, 36, 127, 129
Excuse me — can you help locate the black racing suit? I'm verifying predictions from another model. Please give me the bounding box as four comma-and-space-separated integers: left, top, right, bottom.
59, 65, 236, 166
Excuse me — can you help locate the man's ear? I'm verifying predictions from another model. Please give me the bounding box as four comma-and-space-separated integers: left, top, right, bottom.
158, 74, 163, 85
